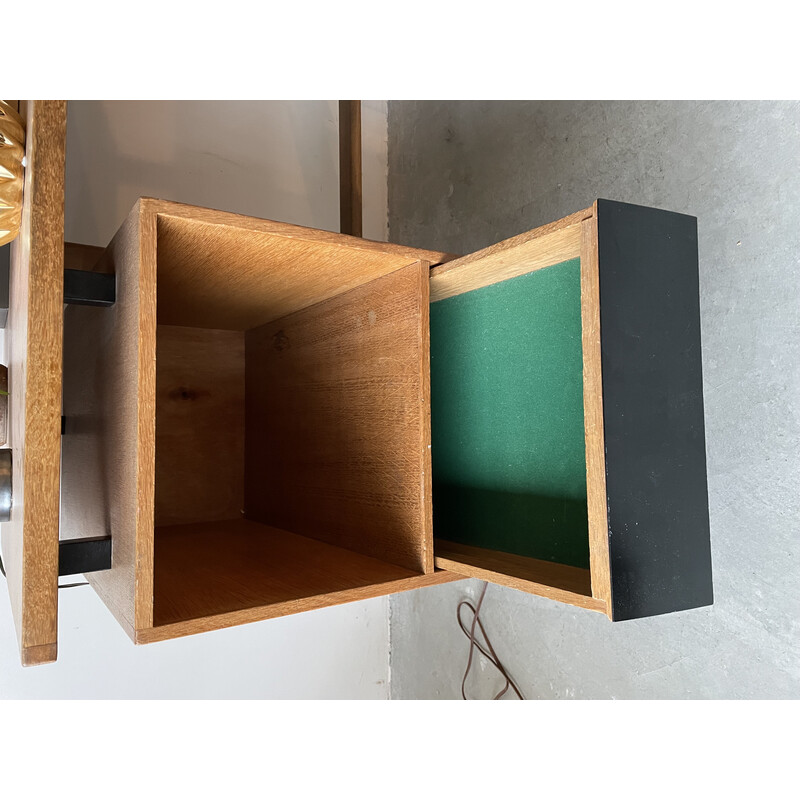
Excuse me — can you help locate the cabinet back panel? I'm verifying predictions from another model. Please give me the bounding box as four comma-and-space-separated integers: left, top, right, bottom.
155, 325, 245, 527
430, 258, 590, 569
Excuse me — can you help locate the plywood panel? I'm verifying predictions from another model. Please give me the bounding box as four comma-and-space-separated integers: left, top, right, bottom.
339, 100, 362, 237
245, 261, 433, 573
434, 539, 605, 613
154, 518, 414, 624
61, 200, 157, 637
2, 100, 66, 666
155, 325, 245, 526
429, 206, 591, 302
64, 241, 107, 273
147, 519, 462, 639
150, 198, 449, 330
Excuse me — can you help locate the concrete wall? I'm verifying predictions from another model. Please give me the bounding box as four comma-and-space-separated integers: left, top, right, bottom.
388, 100, 800, 699
0, 100, 391, 698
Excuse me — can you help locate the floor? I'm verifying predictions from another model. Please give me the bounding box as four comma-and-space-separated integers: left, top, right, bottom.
387, 101, 800, 699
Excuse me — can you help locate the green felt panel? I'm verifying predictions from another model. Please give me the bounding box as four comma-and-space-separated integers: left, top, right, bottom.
430, 257, 590, 569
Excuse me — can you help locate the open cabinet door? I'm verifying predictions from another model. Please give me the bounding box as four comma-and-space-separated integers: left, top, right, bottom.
429, 200, 713, 620
1, 101, 67, 665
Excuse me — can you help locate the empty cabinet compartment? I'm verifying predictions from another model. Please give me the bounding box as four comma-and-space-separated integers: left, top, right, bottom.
61, 199, 454, 643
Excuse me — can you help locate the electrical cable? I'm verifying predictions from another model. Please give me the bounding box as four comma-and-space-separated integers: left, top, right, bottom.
458, 581, 524, 700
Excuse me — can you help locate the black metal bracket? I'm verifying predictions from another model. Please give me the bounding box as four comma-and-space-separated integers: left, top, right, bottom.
58, 536, 112, 576
63, 269, 116, 307
0, 257, 115, 326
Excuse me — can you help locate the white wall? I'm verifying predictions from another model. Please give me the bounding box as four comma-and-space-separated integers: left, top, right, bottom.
0, 100, 391, 698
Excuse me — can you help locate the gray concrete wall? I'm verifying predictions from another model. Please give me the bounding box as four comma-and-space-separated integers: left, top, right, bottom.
387, 101, 800, 699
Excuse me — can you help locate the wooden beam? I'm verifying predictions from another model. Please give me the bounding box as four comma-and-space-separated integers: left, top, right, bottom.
338, 100, 362, 237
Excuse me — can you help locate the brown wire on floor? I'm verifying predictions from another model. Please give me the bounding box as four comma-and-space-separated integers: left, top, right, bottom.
458, 581, 525, 700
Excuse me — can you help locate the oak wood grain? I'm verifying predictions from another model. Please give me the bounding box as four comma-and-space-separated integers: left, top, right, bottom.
144, 571, 462, 643
143, 570, 463, 643
145, 519, 462, 638
581, 209, 612, 613
154, 518, 415, 624
62, 200, 443, 644
429, 206, 592, 302
155, 325, 245, 527
339, 100, 362, 237
148, 198, 447, 330
434, 539, 606, 613
64, 241, 107, 273
2, 100, 66, 666
245, 260, 433, 573
61, 200, 157, 638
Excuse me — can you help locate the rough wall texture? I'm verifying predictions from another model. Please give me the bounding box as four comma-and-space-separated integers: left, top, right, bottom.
388, 101, 800, 699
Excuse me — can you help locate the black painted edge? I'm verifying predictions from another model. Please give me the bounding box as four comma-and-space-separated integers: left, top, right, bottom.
597, 199, 713, 621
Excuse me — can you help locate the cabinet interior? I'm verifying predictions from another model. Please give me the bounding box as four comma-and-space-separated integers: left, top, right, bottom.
151, 211, 434, 627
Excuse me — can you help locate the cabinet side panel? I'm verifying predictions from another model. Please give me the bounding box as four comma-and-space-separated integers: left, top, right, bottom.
597, 199, 712, 620
62, 202, 156, 635
2, 100, 66, 665
245, 261, 432, 573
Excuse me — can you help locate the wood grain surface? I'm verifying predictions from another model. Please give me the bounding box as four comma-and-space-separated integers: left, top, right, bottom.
581, 209, 612, 613
429, 206, 592, 302
245, 260, 433, 573
2, 100, 66, 666
64, 241, 106, 272
149, 198, 447, 330
339, 100, 362, 237
154, 518, 417, 624
155, 325, 245, 527
61, 200, 157, 638
434, 539, 606, 613
62, 199, 445, 643
146, 519, 462, 638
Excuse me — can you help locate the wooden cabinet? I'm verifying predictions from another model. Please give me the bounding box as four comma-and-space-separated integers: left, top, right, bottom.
60, 198, 457, 644
1, 102, 713, 666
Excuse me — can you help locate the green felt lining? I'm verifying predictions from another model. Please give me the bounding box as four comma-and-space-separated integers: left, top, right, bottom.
430, 257, 590, 569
